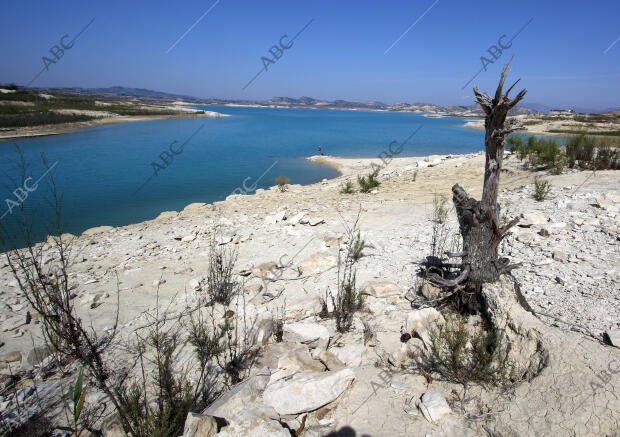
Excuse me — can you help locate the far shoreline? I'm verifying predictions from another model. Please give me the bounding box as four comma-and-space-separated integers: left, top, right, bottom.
0, 110, 229, 142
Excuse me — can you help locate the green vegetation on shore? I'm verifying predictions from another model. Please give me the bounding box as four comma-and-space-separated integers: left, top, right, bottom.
548, 129, 620, 137
0, 110, 95, 127
507, 133, 619, 171
0, 85, 193, 128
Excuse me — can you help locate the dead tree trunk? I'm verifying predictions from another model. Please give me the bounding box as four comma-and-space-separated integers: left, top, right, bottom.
431, 61, 526, 294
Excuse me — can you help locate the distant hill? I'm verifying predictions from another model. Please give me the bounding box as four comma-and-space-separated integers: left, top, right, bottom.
87, 87, 195, 99
262, 96, 538, 115
28, 86, 198, 101
26, 86, 541, 115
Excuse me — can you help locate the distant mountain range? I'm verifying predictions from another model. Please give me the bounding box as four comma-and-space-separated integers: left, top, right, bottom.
28, 86, 616, 116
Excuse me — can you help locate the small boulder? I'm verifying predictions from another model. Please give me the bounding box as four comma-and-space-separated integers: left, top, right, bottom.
406, 308, 444, 332
215, 413, 288, 437
308, 217, 325, 226
317, 350, 346, 371
519, 211, 547, 227
329, 344, 366, 367
22, 345, 51, 369
248, 312, 274, 346
417, 390, 451, 423
288, 212, 307, 226
595, 194, 620, 210
203, 368, 270, 420
183, 412, 218, 437
188, 278, 202, 291
263, 369, 355, 415
299, 253, 337, 275
361, 281, 402, 298
420, 281, 441, 300
604, 330, 620, 348
252, 262, 279, 279
406, 308, 445, 348
552, 250, 568, 263
282, 322, 330, 354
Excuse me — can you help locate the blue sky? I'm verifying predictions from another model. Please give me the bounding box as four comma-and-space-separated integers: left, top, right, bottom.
1, 0, 619, 110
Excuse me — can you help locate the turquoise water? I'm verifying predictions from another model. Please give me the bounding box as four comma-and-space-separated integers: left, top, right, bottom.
0, 106, 487, 246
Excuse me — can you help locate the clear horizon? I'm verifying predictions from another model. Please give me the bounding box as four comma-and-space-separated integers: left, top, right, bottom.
1, 0, 619, 111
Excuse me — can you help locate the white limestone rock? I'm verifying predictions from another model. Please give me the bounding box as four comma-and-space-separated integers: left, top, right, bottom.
417, 390, 451, 423
203, 368, 270, 420
330, 344, 366, 367
299, 252, 337, 274
183, 412, 218, 437
262, 369, 355, 415
519, 211, 547, 227
282, 322, 330, 354
361, 281, 402, 298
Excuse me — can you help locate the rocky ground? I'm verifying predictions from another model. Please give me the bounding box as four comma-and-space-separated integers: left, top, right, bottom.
0, 151, 618, 436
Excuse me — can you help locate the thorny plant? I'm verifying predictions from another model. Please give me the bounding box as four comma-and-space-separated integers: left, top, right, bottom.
349, 231, 369, 262
207, 229, 239, 305
325, 209, 366, 333
116, 283, 253, 436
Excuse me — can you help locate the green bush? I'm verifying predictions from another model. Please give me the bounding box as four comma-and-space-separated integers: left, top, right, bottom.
357, 168, 380, 193
324, 213, 365, 333
350, 231, 368, 261
508, 135, 565, 172
340, 180, 355, 194
595, 146, 620, 170
529, 137, 563, 168
0, 83, 19, 90
425, 313, 511, 387
533, 176, 551, 201
0, 111, 95, 127
565, 134, 595, 168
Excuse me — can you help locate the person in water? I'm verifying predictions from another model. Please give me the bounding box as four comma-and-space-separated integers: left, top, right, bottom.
318, 146, 323, 156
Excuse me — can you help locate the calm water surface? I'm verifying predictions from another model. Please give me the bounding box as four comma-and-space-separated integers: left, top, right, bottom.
0, 106, 491, 245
